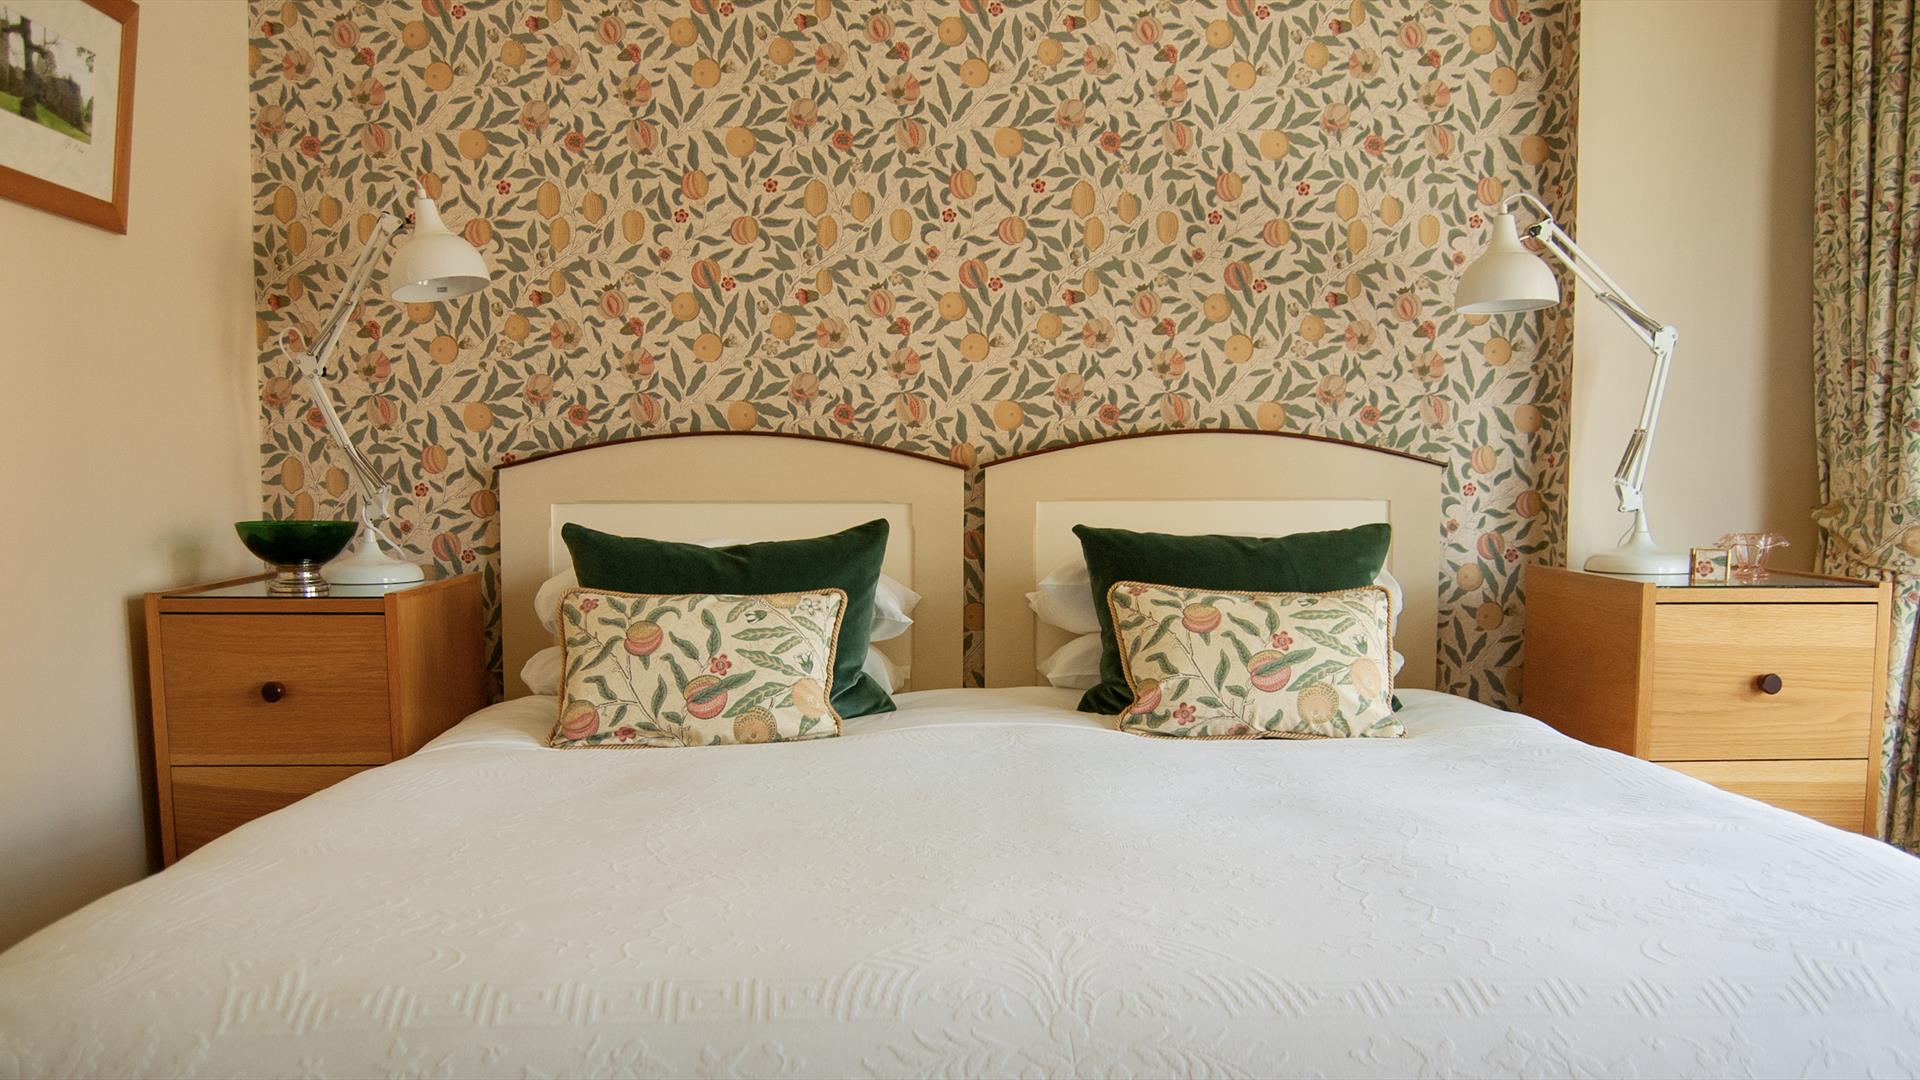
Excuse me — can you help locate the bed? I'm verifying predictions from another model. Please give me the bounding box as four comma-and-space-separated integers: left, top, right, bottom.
2, 432, 1918, 1078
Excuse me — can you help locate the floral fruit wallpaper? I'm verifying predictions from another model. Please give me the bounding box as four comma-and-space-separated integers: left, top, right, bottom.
252, 0, 1579, 702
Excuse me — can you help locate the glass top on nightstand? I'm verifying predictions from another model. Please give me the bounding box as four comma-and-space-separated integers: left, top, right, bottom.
165, 567, 453, 600
1604, 569, 1868, 589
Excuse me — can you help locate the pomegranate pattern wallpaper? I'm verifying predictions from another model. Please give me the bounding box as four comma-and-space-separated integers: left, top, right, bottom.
251, 0, 1579, 701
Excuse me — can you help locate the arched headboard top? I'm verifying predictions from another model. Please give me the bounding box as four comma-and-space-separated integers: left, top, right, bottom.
980, 427, 1444, 471
497, 430, 965, 473
498, 433, 965, 697
982, 430, 1443, 690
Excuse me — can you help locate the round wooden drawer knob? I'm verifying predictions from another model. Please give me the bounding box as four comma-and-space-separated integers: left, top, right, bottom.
260, 681, 287, 703
1755, 673, 1784, 695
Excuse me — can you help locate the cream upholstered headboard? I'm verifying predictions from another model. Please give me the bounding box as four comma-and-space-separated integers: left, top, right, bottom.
497, 433, 965, 697
982, 430, 1444, 690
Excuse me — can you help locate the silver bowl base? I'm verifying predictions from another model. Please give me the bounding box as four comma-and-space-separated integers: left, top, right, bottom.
267, 563, 330, 597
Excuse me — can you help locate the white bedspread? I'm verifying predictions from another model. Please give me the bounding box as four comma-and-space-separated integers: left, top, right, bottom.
3, 688, 1919, 1078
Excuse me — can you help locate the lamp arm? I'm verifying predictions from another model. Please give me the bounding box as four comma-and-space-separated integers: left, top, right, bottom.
1528, 219, 1665, 346
309, 213, 401, 373
290, 212, 404, 523
293, 351, 391, 520
1624, 327, 1678, 494
1509, 200, 1679, 516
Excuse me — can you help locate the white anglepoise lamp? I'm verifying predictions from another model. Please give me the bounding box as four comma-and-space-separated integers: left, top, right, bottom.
1455, 192, 1687, 576
290, 186, 491, 585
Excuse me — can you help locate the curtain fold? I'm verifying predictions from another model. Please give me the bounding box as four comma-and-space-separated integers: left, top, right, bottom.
1814, 0, 1920, 848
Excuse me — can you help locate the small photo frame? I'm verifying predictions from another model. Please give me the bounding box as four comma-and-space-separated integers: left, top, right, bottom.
1689, 547, 1732, 585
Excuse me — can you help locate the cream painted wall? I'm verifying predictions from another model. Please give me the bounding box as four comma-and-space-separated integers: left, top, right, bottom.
1571, 0, 1816, 570
0, 2, 257, 949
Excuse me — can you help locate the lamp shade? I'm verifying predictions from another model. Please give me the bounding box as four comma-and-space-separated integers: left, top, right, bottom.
386, 193, 490, 302
1455, 212, 1560, 314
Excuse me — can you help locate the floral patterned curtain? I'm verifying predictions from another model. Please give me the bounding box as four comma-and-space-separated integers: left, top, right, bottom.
1814, 0, 1920, 849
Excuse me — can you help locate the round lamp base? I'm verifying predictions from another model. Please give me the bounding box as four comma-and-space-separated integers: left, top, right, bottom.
323, 525, 426, 586
1584, 545, 1690, 577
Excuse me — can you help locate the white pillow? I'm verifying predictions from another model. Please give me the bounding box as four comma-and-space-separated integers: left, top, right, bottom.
1374, 569, 1406, 677
1027, 562, 1100, 635
1375, 567, 1404, 618
869, 575, 920, 643
1037, 632, 1103, 690
533, 545, 919, 642
521, 644, 564, 696
861, 647, 909, 695
534, 569, 580, 636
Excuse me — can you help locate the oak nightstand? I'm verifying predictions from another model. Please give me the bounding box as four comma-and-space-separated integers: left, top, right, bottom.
1523, 565, 1891, 833
144, 572, 487, 864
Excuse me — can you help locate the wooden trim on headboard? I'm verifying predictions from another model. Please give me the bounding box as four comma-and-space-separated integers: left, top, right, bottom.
981, 428, 1446, 470
496, 431, 965, 472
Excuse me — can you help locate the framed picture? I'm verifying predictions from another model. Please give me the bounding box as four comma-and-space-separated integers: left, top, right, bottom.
1689, 547, 1732, 585
0, 0, 136, 233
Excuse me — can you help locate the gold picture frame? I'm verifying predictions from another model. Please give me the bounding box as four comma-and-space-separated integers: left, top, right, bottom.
0, 0, 138, 233
1689, 546, 1732, 585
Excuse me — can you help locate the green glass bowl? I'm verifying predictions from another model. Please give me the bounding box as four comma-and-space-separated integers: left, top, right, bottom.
234, 520, 357, 566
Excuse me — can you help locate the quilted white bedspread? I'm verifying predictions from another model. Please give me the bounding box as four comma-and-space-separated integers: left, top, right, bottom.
3, 688, 1919, 1078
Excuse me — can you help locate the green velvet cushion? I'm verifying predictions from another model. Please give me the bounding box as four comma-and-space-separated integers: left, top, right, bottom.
1073, 522, 1393, 714
561, 519, 894, 718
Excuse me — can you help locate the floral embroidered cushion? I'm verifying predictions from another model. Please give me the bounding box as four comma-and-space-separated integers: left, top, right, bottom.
550, 588, 846, 748
1105, 582, 1402, 739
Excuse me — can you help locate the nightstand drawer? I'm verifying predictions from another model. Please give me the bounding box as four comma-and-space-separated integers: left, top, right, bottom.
1662, 759, 1871, 832
170, 765, 369, 857
160, 615, 392, 764
1647, 603, 1879, 761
